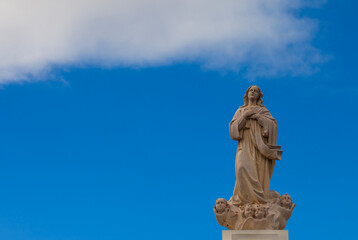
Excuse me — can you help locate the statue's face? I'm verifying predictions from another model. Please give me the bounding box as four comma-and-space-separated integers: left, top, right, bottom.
255, 206, 265, 219
215, 199, 227, 213
244, 205, 254, 218
280, 194, 292, 208
248, 86, 260, 102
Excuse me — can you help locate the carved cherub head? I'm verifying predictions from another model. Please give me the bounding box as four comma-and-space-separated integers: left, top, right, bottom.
279, 194, 293, 208
254, 205, 268, 219
215, 198, 228, 214
243, 85, 263, 106
243, 204, 255, 218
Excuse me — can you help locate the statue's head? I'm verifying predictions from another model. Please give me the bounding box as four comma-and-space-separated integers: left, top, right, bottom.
215, 198, 228, 214
279, 194, 293, 208
243, 85, 263, 106
244, 204, 255, 218
254, 204, 267, 219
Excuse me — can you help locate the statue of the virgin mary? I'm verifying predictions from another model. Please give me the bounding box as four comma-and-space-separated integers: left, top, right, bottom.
229, 85, 282, 206
214, 86, 294, 230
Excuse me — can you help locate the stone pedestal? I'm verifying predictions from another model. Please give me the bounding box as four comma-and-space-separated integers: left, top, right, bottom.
222, 230, 288, 240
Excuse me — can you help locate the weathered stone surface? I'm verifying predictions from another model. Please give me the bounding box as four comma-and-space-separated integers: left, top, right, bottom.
214, 191, 295, 230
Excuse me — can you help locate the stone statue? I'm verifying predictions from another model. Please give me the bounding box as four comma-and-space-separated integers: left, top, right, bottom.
214, 86, 295, 230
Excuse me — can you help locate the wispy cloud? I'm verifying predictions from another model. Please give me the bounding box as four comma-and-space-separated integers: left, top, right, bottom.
0, 0, 324, 84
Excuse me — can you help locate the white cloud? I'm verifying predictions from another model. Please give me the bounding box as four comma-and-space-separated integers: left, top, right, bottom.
0, 0, 323, 84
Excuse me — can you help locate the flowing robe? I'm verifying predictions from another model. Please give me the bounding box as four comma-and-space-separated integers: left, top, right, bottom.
229, 105, 282, 206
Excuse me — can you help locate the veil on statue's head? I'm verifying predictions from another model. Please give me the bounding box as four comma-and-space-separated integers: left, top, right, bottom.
242, 85, 264, 107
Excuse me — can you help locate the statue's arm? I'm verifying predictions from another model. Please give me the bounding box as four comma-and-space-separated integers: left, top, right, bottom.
252, 108, 278, 138
250, 113, 265, 127
229, 109, 247, 140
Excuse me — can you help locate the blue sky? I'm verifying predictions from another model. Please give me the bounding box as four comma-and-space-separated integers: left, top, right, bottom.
0, 1, 357, 240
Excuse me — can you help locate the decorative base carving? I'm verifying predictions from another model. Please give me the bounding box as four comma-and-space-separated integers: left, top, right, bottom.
214, 191, 295, 230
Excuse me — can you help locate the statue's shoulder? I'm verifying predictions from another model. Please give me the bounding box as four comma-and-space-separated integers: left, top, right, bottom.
257, 105, 268, 111
233, 106, 244, 113
238, 105, 248, 110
